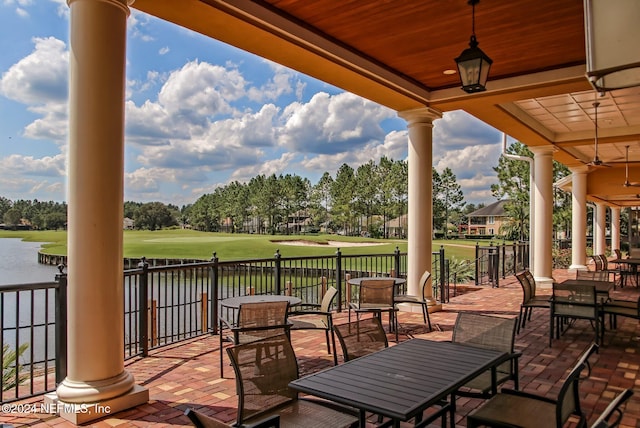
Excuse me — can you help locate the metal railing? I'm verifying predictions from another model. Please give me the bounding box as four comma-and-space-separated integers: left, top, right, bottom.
2, 244, 488, 403
475, 241, 529, 287
0, 269, 66, 403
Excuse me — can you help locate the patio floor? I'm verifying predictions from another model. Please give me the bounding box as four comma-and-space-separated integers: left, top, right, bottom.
2, 269, 639, 427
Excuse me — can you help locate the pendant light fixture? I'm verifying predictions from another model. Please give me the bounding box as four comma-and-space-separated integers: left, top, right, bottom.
455, 0, 493, 93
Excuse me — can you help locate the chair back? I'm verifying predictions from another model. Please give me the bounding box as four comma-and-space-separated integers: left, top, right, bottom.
235, 301, 290, 343
576, 270, 609, 282
419, 271, 432, 298
226, 333, 298, 425
358, 279, 395, 308
590, 389, 633, 428
515, 271, 533, 304
614, 249, 622, 260
452, 312, 517, 376
333, 317, 388, 361
599, 254, 610, 270
185, 408, 230, 428
320, 286, 338, 313
591, 255, 605, 271
556, 343, 599, 426
551, 283, 598, 319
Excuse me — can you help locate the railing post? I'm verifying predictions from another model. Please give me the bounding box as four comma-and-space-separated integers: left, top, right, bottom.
475, 242, 480, 285
336, 248, 343, 312
274, 249, 282, 295
211, 252, 219, 335
501, 241, 506, 278
439, 245, 445, 303
393, 246, 401, 278
138, 257, 149, 357
54, 264, 67, 385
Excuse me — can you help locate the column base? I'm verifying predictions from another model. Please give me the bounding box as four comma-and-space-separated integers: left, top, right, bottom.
44, 384, 149, 425
569, 264, 588, 271
533, 276, 554, 289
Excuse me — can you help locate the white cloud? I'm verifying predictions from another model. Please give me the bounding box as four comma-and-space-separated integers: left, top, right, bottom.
230, 152, 296, 182
247, 62, 295, 102
159, 46, 170, 55
278, 92, 394, 154
0, 153, 66, 177
0, 37, 68, 105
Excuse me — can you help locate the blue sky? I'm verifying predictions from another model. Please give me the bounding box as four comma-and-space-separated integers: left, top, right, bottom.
0, 0, 508, 207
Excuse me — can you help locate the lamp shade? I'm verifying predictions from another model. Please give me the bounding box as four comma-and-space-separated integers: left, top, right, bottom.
455, 36, 493, 93
584, 0, 640, 91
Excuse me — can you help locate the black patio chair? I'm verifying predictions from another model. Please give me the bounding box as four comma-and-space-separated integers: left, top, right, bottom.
288, 285, 339, 365
452, 312, 521, 399
466, 342, 599, 428
219, 300, 291, 378
185, 408, 278, 428
226, 333, 359, 427
589, 388, 634, 428
348, 278, 398, 342
394, 270, 433, 331
333, 316, 388, 362
515, 270, 550, 334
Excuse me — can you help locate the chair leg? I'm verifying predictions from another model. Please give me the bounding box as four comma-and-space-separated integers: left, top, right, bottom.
423, 303, 432, 332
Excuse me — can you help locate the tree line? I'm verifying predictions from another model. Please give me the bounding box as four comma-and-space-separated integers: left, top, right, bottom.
1, 142, 577, 240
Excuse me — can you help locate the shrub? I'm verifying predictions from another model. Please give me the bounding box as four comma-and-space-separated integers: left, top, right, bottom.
2, 343, 28, 391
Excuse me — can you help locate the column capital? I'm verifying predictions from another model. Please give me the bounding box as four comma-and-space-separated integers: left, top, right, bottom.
529, 145, 555, 156
570, 165, 590, 174
398, 106, 442, 126
67, 0, 134, 12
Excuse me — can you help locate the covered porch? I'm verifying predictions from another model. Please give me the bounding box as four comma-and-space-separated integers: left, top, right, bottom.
3, 268, 639, 427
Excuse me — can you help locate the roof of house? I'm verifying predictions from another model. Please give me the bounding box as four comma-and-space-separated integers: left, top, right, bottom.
467, 200, 510, 218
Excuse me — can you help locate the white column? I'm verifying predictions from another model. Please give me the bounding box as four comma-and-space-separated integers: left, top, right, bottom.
48, 0, 148, 423
529, 146, 554, 287
570, 167, 588, 270
595, 202, 607, 255
611, 207, 621, 253
398, 107, 442, 303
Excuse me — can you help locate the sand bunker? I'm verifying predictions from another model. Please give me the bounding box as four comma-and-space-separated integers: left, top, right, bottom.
274, 240, 384, 248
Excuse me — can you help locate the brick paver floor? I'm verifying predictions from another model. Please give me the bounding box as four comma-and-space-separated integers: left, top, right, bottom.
2, 269, 639, 427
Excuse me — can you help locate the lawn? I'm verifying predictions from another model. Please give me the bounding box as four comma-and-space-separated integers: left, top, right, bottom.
0, 229, 489, 262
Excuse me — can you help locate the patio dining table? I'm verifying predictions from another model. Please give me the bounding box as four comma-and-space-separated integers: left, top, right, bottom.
289, 338, 508, 428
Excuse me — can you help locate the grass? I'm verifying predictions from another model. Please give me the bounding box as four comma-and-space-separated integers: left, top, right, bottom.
0, 229, 493, 261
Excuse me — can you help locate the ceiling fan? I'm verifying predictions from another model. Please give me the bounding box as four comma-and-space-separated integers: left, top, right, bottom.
623, 145, 640, 187
586, 101, 611, 168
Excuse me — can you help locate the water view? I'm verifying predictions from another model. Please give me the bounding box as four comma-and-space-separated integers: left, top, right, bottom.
0, 238, 58, 285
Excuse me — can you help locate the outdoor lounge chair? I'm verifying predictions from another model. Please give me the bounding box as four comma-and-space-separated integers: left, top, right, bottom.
288, 285, 339, 365
451, 312, 520, 399
466, 342, 599, 428
393, 270, 433, 331
226, 333, 359, 428
219, 300, 291, 378
515, 270, 550, 334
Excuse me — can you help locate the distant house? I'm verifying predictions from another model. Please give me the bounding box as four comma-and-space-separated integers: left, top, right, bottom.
123, 217, 134, 230
385, 214, 407, 238
464, 200, 510, 238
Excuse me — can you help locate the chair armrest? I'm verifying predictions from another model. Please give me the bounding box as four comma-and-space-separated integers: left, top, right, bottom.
292, 303, 321, 310
500, 388, 557, 404
289, 309, 332, 317
299, 397, 359, 417
232, 323, 292, 334
243, 415, 280, 428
